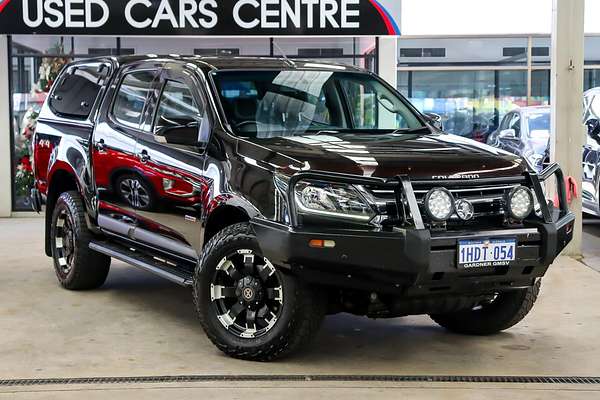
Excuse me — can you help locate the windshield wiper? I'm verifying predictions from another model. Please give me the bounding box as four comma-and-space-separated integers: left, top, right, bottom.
390, 127, 431, 135
313, 130, 341, 136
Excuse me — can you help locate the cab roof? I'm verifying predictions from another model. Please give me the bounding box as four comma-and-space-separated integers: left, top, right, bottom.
108, 54, 367, 73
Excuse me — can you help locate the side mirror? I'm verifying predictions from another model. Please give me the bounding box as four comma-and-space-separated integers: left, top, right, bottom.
499, 129, 518, 140
424, 112, 443, 130
586, 118, 600, 139
155, 116, 211, 147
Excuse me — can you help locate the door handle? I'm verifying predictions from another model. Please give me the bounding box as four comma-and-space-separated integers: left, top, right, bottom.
138, 150, 151, 163
94, 139, 106, 152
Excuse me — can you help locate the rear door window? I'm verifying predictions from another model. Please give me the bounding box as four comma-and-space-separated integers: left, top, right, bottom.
50, 63, 110, 119
112, 70, 157, 130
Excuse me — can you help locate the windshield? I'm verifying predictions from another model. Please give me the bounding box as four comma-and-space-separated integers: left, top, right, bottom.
212, 70, 425, 139
527, 113, 550, 139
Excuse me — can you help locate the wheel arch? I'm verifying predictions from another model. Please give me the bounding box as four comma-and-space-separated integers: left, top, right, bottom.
202, 203, 254, 247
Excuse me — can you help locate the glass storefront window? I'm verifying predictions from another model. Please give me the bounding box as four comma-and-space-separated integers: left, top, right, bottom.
273, 37, 377, 71
398, 37, 530, 67
11, 36, 78, 209
585, 37, 600, 91
120, 37, 271, 57
397, 37, 542, 143
398, 69, 529, 142
407, 70, 496, 141
532, 69, 551, 105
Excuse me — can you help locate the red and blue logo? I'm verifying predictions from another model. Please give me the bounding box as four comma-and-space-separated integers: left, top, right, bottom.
0, 0, 11, 13
369, 0, 401, 35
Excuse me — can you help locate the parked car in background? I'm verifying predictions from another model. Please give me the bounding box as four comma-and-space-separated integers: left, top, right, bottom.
487, 106, 551, 172
583, 87, 600, 216
486, 106, 551, 172
486, 91, 600, 217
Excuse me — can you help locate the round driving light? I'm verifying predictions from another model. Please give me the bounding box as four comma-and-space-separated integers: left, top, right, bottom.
424, 188, 455, 222
507, 186, 534, 220
455, 199, 475, 221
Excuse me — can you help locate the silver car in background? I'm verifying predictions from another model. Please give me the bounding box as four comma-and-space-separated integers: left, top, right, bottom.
486, 92, 600, 216
486, 106, 551, 172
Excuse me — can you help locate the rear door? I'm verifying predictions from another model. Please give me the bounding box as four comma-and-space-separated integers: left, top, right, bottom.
93, 65, 161, 236
131, 63, 212, 259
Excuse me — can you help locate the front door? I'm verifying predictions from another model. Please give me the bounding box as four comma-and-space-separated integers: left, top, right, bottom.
132, 63, 212, 259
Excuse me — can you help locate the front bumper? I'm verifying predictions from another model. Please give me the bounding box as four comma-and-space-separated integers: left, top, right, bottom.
253, 164, 575, 297
253, 211, 574, 296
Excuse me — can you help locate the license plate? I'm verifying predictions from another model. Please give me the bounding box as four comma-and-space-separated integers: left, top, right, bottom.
458, 238, 516, 268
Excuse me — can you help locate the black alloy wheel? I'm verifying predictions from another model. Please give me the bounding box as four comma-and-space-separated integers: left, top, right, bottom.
210, 249, 284, 339
194, 223, 326, 361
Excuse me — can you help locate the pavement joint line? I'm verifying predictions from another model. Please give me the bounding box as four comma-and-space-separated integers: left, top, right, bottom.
2, 375, 600, 387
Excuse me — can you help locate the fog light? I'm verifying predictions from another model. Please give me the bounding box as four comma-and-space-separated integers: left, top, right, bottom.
507, 186, 534, 220
424, 188, 455, 222
455, 199, 475, 221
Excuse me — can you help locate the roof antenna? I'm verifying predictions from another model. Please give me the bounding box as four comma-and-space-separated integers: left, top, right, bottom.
273, 40, 296, 67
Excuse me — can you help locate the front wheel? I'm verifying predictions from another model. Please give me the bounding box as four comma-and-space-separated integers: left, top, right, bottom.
193, 223, 325, 361
430, 280, 541, 335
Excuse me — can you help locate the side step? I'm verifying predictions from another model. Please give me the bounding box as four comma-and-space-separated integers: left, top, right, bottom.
89, 241, 194, 287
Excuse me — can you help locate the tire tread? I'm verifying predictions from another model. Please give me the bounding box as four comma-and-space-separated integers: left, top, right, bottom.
193, 222, 325, 361
430, 280, 541, 335
51, 191, 110, 290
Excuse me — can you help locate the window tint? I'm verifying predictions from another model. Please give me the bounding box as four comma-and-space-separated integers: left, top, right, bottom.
50, 63, 109, 119
154, 80, 210, 145
112, 71, 156, 129
154, 80, 201, 134
340, 77, 414, 130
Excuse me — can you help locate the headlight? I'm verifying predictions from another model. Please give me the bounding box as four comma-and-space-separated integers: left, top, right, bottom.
507, 186, 534, 220
424, 188, 455, 221
294, 181, 375, 221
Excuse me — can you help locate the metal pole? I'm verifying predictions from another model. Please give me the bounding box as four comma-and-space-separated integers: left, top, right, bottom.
527, 35, 533, 106
377, 37, 398, 88
0, 35, 12, 216
551, 0, 585, 256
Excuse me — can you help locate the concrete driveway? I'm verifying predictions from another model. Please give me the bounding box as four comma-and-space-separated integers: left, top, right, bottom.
1, 218, 599, 398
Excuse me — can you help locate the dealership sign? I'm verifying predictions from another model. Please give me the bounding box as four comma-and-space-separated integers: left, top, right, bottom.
0, 0, 401, 36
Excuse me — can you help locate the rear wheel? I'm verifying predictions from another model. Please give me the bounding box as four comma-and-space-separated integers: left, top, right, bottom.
193, 223, 325, 361
430, 280, 541, 335
50, 191, 111, 290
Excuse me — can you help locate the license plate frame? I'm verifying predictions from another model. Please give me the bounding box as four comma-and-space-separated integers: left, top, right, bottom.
457, 238, 517, 269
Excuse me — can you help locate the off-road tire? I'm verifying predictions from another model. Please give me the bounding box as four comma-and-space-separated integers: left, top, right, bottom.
430, 280, 541, 335
50, 191, 111, 290
193, 222, 326, 361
